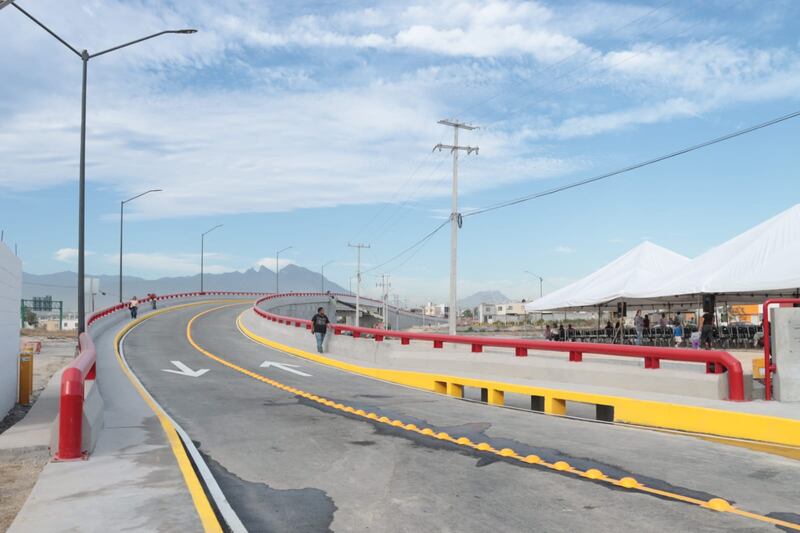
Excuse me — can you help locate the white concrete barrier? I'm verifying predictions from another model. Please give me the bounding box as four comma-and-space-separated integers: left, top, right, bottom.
243, 308, 734, 400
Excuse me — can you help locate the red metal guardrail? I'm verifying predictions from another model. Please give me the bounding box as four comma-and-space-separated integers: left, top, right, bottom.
254, 293, 747, 402
55, 332, 96, 460
57, 290, 270, 460
762, 298, 800, 401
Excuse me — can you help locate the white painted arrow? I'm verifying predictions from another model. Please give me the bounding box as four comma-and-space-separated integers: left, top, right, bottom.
162, 360, 210, 378
260, 361, 311, 377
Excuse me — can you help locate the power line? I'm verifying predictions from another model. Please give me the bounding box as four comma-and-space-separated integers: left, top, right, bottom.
363, 158, 446, 243
363, 106, 800, 276
362, 219, 449, 275
464, 108, 800, 218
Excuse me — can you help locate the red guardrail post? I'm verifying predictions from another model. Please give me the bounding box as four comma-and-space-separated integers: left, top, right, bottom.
56, 367, 85, 460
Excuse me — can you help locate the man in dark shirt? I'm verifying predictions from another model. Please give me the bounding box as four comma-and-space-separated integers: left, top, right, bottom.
699, 310, 714, 349
311, 307, 330, 353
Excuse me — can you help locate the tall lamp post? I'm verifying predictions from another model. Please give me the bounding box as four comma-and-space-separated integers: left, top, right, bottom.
321, 260, 334, 292
119, 189, 161, 302
2, 1, 196, 333
524, 270, 544, 298
275, 246, 292, 294
201, 225, 223, 293
524, 270, 545, 325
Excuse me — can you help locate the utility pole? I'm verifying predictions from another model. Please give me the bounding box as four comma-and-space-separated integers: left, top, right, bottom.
394, 294, 401, 330
434, 119, 478, 336
376, 274, 391, 329
348, 243, 370, 327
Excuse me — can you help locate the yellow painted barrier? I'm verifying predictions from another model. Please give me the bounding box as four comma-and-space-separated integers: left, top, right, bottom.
18, 350, 33, 405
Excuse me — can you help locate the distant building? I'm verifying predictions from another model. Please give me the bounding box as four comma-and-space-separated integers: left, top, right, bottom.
479, 300, 529, 324
424, 303, 449, 318
477, 303, 496, 323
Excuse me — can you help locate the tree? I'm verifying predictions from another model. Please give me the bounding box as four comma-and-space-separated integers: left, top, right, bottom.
462, 308, 473, 318
24, 309, 38, 327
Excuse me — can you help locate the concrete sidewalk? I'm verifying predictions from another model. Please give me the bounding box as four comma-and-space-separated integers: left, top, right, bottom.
6, 305, 204, 533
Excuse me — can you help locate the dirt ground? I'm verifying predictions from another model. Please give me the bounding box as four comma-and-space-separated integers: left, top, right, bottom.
0, 335, 76, 532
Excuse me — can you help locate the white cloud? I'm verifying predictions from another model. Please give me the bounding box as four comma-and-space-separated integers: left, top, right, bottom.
256, 257, 296, 271
555, 245, 575, 254
3, 0, 800, 221
54, 248, 94, 263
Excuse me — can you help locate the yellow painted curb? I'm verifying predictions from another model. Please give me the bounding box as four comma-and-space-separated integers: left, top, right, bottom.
112, 299, 248, 533
238, 314, 800, 448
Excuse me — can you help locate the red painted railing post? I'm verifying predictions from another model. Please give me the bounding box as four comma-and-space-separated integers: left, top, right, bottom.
56, 367, 84, 460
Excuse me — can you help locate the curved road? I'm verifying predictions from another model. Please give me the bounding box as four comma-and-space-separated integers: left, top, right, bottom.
122, 302, 800, 532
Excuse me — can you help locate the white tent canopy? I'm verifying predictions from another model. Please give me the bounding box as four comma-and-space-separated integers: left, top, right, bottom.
636, 203, 800, 304
526, 241, 690, 312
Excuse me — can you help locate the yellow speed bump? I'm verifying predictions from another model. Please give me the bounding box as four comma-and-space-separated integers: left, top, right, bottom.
617, 477, 641, 489
583, 469, 605, 480
704, 498, 733, 512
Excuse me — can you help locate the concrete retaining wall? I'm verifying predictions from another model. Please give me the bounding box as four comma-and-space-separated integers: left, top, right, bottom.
0, 242, 22, 418
247, 301, 733, 400
773, 307, 800, 402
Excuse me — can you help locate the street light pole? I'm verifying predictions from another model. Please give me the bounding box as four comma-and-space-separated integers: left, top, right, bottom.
3, 3, 196, 333
524, 270, 544, 298
119, 189, 162, 302
275, 246, 292, 294
321, 260, 334, 292
201, 225, 223, 293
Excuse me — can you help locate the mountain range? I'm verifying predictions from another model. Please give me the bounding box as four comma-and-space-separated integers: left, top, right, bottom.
458, 290, 511, 310
23, 265, 348, 312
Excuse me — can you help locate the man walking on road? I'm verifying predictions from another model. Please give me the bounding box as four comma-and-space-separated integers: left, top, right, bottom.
311, 307, 330, 353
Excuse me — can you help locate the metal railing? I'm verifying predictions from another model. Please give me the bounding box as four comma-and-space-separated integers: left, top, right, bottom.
254, 293, 747, 401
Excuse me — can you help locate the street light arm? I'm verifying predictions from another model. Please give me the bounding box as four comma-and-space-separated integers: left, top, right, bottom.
123, 188, 162, 205
11, 3, 82, 57
89, 29, 197, 59
202, 224, 223, 237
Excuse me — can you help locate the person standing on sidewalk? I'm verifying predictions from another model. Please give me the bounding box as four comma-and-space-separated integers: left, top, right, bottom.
634, 310, 644, 345
311, 307, 330, 353
699, 309, 715, 350
129, 296, 139, 319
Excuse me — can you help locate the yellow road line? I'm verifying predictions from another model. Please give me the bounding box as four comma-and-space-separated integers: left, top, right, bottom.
112, 300, 248, 533
183, 305, 800, 532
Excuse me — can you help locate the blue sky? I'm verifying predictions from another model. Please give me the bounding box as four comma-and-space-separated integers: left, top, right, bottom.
1, 0, 799, 304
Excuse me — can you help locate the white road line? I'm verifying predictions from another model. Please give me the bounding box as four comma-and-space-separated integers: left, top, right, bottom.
120, 328, 247, 533
162, 360, 210, 378
260, 361, 312, 377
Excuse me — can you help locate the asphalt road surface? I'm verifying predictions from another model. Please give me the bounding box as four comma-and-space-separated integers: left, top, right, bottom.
122, 302, 800, 532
